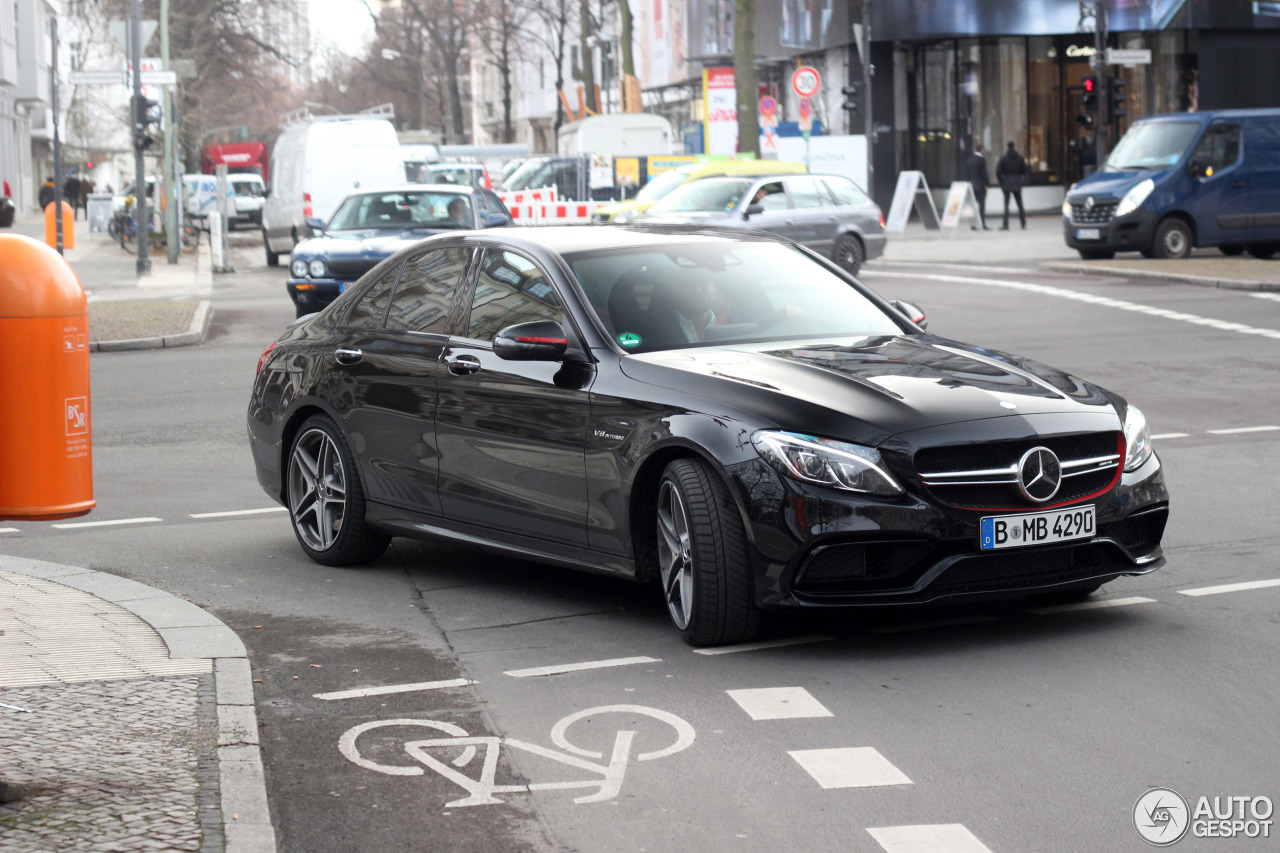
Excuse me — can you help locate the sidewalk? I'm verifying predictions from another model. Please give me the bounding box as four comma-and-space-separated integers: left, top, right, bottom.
6, 215, 214, 350
0, 557, 274, 852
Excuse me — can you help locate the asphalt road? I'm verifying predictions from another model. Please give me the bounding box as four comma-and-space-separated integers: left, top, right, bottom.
4, 231, 1279, 852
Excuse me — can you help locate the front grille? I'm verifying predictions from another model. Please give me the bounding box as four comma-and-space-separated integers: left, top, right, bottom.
328, 258, 381, 279
1070, 202, 1117, 224
1102, 506, 1168, 555
930, 542, 1129, 596
795, 540, 935, 591
913, 432, 1122, 510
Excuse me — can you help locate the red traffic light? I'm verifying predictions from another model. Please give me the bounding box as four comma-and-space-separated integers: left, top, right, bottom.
85, 161, 94, 170
1083, 76, 1097, 92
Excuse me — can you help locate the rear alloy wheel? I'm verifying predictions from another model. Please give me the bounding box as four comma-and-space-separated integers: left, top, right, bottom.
263, 229, 280, 267
655, 458, 759, 646
1246, 243, 1279, 260
1151, 218, 1193, 259
1078, 249, 1116, 260
287, 415, 388, 566
832, 234, 865, 276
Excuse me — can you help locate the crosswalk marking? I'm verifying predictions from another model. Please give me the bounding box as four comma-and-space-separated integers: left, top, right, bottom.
1178, 579, 1280, 597
726, 686, 833, 720
789, 747, 912, 789
868, 824, 995, 853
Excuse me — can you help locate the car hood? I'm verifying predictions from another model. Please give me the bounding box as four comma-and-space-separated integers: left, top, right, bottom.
596, 199, 655, 218
1068, 168, 1169, 203
619, 335, 1118, 446
641, 211, 739, 226
295, 228, 452, 259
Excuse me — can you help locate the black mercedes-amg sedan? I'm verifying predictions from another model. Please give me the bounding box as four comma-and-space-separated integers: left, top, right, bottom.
247, 225, 1168, 646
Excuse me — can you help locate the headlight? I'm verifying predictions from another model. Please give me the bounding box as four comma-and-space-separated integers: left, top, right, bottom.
308, 259, 328, 278
752, 431, 904, 496
1123, 405, 1153, 472
290, 258, 308, 277
1062, 198, 1072, 217
1116, 179, 1155, 218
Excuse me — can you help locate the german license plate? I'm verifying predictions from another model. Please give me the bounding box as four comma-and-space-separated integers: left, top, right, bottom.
338, 281, 347, 293
1076, 228, 1101, 240
979, 506, 1096, 551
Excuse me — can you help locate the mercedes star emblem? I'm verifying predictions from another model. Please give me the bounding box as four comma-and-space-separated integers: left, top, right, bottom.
1017, 446, 1062, 503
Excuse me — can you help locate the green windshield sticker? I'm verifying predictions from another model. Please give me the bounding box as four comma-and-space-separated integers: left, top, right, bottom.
618, 332, 642, 348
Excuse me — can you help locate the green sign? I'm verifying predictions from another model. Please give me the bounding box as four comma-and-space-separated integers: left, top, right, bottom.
617, 332, 643, 349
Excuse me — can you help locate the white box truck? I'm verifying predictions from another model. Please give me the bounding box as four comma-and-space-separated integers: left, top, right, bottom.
556, 114, 673, 156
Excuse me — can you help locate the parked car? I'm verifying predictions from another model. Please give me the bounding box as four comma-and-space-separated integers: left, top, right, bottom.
1064, 108, 1280, 260
248, 225, 1168, 646
285, 184, 512, 317
641, 174, 886, 275
592, 159, 809, 223
262, 113, 404, 267
229, 173, 266, 228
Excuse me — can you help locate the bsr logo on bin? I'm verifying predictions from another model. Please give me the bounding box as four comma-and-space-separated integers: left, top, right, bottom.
65, 397, 88, 436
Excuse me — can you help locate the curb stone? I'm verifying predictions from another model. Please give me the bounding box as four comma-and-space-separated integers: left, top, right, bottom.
90, 299, 213, 353
0, 556, 276, 853
1042, 261, 1280, 291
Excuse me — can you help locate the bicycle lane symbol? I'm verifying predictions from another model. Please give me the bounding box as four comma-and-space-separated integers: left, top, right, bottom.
338, 704, 696, 809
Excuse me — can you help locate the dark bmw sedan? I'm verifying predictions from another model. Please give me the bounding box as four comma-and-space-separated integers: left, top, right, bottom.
248, 226, 1168, 646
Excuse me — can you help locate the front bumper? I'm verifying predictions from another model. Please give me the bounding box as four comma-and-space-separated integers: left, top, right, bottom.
286, 277, 345, 312
729, 449, 1168, 610
1063, 207, 1158, 252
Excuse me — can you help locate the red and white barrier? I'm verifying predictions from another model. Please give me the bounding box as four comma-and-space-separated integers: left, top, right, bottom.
508, 201, 604, 223
496, 186, 558, 207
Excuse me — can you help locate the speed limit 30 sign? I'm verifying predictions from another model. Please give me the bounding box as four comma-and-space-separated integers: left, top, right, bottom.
792, 66, 822, 98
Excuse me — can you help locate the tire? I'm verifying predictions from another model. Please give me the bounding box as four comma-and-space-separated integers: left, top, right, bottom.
1246, 243, 1279, 260
655, 458, 760, 646
263, 229, 280, 267
1151, 218, 1193, 259
1220, 244, 1245, 256
832, 233, 865, 276
1078, 249, 1116, 260
286, 415, 389, 566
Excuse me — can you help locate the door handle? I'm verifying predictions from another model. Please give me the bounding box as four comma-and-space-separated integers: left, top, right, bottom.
334, 347, 363, 365
445, 353, 482, 375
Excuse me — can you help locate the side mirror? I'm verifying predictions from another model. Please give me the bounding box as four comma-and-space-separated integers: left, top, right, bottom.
494, 320, 569, 361
891, 300, 928, 331
1187, 155, 1209, 179
743, 203, 765, 219
484, 214, 510, 228
305, 216, 326, 235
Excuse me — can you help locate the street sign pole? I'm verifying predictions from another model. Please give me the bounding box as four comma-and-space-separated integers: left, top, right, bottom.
161, 0, 177, 264
863, 0, 874, 197
51, 16, 64, 254
130, 0, 151, 275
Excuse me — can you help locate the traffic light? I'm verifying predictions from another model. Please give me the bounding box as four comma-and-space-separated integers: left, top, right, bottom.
1107, 75, 1129, 124
1077, 76, 1100, 131
841, 84, 862, 117
132, 94, 161, 152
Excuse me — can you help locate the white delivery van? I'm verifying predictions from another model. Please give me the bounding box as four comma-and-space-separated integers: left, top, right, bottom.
556, 114, 673, 156
261, 112, 403, 266
228, 173, 266, 228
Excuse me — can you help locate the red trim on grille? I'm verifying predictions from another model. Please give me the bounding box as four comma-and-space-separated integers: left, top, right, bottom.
949, 433, 1127, 512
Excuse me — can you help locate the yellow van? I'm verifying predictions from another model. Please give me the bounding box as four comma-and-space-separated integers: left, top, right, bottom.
593, 159, 808, 223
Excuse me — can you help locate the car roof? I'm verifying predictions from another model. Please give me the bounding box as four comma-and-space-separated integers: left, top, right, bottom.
677, 160, 808, 178
463, 224, 785, 255
344, 184, 480, 196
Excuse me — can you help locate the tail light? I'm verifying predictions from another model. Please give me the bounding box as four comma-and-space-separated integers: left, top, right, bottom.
256, 341, 277, 379
303, 192, 312, 219
879, 211, 886, 229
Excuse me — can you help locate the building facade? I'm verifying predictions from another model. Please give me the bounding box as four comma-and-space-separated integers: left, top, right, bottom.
3, 0, 60, 214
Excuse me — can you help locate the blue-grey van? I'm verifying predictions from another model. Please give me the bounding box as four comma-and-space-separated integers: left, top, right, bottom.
1063, 109, 1280, 260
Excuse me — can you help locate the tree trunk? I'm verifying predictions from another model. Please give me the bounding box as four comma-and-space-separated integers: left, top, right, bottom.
619, 0, 634, 77
500, 23, 514, 142
578, 0, 597, 113
734, 0, 759, 156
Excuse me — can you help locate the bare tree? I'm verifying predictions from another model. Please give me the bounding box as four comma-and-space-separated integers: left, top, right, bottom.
528, 0, 574, 133
577, 0, 597, 114
403, 0, 472, 144
473, 0, 530, 143
734, 0, 760, 156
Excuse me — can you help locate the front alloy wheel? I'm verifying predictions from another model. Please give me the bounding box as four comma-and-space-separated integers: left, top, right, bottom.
656, 480, 695, 631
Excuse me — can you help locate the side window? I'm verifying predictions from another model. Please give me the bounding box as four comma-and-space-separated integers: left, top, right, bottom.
788, 177, 833, 209
1192, 123, 1241, 174
480, 189, 512, 222
824, 177, 871, 207
385, 247, 472, 334
751, 181, 789, 211
345, 261, 405, 328
467, 250, 565, 341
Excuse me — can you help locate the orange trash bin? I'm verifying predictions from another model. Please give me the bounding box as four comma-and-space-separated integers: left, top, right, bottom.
0, 233, 94, 521
43, 200, 76, 250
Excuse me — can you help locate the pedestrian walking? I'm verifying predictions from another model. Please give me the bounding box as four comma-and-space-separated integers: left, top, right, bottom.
38, 177, 56, 211
996, 140, 1029, 230
63, 173, 82, 220
967, 143, 992, 230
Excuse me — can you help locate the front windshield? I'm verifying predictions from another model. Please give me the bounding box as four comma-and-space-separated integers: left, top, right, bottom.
327, 190, 473, 231
647, 179, 752, 214
231, 180, 263, 197
567, 241, 901, 353
1105, 121, 1200, 171
635, 170, 689, 202
502, 158, 552, 190
425, 166, 477, 186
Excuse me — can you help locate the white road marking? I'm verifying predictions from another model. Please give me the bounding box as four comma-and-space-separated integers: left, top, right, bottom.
50, 517, 162, 529
1178, 579, 1280, 597
789, 747, 912, 789
872, 260, 1035, 275
0, 527, 18, 533
693, 635, 833, 656
313, 678, 475, 701
868, 824, 995, 853
1151, 432, 1190, 440
1249, 292, 1280, 302
1027, 596, 1156, 615
868, 615, 998, 634
726, 686, 833, 720
862, 269, 1280, 339
190, 507, 288, 519
503, 656, 660, 678
1206, 425, 1280, 435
